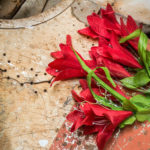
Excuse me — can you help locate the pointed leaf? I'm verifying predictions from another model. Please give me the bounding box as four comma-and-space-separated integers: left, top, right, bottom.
119, 115, 136, 128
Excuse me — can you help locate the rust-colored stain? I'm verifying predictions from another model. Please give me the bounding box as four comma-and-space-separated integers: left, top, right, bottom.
50, 115, 150, 150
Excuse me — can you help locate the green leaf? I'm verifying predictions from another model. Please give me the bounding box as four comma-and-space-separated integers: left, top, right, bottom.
146, 51, 150, 66
121, 71, 150, 94
123, 94, 150, 122
87, 69, 123, 110
121, 77, 136, 89
136, 113, 150, 122
138, 32, 150, 76
134, 69, 150, 87
119, 115, 136, 128
129, 94, 150, 112
119, 29, 141, 43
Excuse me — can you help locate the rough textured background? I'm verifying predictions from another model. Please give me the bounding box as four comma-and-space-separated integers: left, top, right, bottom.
0, 1, 150, 150
0, 6, 97, 150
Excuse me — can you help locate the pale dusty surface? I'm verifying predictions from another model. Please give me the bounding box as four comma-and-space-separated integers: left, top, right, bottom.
0, 7, 98, 150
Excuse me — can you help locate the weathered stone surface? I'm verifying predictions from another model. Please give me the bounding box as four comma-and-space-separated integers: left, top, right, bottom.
13, 0, 47, 19
0, 6, 97, 150
0, 0, 25, 19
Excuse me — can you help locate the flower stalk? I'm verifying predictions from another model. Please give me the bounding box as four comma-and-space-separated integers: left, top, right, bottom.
72, 47, 128, 104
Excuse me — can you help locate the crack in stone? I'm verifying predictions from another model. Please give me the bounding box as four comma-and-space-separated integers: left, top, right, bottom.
0, 76, 53, 86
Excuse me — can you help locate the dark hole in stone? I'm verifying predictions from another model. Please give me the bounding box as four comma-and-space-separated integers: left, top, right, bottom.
48, 80, 51, 83
73, 24, 75, 26
4, 69, 7, 72
7, 76, 10, 80
8, 60, 11, 63
74, 7, 76, 9
3, 53, 6, 56
35, 74, 38, 77
17, 75, 20, 78
30, 81, 33, 85
87, 36, 90, 39
30, 68, 33, 71
80, 8, 83, 12
34, 91, 37, 94
44, 73, 47, 75
20, 83, 24, 86
44, 89, 47, 92
92, 43, 95, 46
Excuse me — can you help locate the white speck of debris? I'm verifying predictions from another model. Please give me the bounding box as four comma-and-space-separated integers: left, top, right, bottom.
21, 71, 28, 77
39, 140, 48, 147
8, 63, 15, 67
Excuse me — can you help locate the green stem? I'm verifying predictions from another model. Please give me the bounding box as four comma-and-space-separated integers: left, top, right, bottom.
119, 29, 141, 44
72, 48, 128, 104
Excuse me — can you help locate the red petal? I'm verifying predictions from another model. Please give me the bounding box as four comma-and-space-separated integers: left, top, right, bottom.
59, 44, 77, 60
96, 124, 115, 150
52, 69, 85, 83
89, 104, 132, 126
79, 79, 88, 90
96, 110, 132, 150
101, 4, 119, 28
80, 88, 97, 103
66, 110, 83, 122
85, 59, 97, 69
51, 51, 63, 59
71, 90, 84, 103
97, 57, 131, 78
87, 14, 110, 38
78, 27, 99, 39
127, 16, 138, 33
49, 59, 81, 70
46, 67, 59, 76
98, 36, 109, 47
66, 34, 72, 47
84, 124, 105, 135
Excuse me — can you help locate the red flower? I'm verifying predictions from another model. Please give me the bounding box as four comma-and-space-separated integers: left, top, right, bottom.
46, 35, 96, 84
78, 4, 121, 39
91, 32, 142, 68
67, 103, 132, 150
78, 4, 141, 51
72, 78, 129, 105
90, 46, 132, 78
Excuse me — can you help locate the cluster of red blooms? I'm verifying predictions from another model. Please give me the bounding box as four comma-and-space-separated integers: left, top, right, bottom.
46, 4, 141, 150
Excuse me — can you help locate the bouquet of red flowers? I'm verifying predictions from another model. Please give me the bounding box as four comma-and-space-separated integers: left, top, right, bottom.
46, 4, 150, 150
